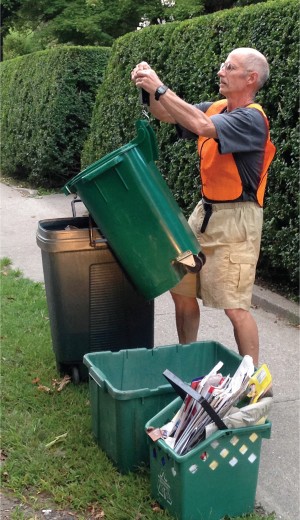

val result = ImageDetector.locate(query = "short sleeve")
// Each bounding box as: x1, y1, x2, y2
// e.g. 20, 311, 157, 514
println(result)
211, 108, 267, 154
176, 102, 213, 140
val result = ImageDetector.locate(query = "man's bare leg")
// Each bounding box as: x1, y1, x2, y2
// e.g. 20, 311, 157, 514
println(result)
225, 308, 259, 365
170, 292, 200, 344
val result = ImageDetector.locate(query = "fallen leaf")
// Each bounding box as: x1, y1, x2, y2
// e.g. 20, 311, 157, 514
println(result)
88, 504, 105, 518
95, 512, 105, 519
52, 375, 71, 392
2, 471, 9, 482
151, 501, 163, 512
32, 377, 40, 384
45, 432, 68, 448
37, 384, 51, 393
0, 449, 8, 461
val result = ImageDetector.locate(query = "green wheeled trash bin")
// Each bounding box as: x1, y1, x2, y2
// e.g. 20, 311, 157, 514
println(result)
64, 120, 205, 300
36, 216, 154, 383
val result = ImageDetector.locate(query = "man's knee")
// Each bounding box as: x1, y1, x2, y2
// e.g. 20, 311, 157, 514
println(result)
170, 291, 198, 310
225, 308, 249, 325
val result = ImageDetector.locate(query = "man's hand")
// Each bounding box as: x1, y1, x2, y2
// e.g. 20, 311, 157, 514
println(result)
130, 62, 216, 136
131, 61, 151, 83
131, 62, 163, 95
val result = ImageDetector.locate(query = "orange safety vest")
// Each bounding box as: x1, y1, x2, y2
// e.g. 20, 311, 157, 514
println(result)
197, 99, 276, 206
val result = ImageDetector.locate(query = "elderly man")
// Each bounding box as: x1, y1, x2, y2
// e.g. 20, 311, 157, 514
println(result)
131, 48, 275, 365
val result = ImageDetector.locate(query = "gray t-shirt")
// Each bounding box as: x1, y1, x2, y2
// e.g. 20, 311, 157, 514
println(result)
176, 102, 268, 202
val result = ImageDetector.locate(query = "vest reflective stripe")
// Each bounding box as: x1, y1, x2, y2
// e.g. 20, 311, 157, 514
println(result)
197, 100, 276, 206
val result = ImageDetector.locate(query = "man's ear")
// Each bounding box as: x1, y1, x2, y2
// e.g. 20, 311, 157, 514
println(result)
247, 71, 258, 86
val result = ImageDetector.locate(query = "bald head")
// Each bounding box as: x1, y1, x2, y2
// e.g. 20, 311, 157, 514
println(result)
228, 48, 270, 91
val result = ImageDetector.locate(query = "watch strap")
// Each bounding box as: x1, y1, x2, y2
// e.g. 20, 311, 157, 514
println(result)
155, 85, 169, 101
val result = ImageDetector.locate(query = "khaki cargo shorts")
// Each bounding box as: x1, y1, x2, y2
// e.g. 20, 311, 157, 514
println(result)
171, 200, 263, 310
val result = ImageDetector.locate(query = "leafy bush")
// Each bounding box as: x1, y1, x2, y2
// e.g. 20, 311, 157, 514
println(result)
82, 0, 299, 299
0, 46, 111, 188
3, 29, 42, 60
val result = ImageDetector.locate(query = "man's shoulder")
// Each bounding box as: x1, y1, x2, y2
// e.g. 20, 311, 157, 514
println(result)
242, 105, 268, 127
225, 105, 267, 125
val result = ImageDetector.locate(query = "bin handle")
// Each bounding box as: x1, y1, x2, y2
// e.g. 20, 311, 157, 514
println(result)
80, 155, 124, 183
71, 196, 83, 217
89, 367, 107, 392
89, 372, 102, 388
88, 215, 107, 248
135, 120, 159, 163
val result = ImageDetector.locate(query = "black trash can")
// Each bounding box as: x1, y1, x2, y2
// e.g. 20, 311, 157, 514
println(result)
36, 216, 154, 383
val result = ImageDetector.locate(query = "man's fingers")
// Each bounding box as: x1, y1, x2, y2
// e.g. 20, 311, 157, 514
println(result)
139, 61, 150, 69
131, 61, 151, 78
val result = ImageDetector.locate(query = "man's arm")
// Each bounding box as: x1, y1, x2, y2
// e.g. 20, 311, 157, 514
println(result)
131, 62, 217, 138
155, 88, 216, 137
147, 92, 176, 123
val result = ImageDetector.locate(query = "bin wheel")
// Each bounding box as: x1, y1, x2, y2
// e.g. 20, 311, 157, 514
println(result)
71, 366, 80, 385
185, 252, 206, 273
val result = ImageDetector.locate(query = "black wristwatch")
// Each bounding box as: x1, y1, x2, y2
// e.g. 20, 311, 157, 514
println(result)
154, 85, 169, 101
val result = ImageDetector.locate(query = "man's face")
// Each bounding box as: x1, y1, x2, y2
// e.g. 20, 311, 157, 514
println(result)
218, 52, 250, 96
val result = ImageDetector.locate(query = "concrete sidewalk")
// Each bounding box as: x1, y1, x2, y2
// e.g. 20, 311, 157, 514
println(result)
1, 182, 299, 520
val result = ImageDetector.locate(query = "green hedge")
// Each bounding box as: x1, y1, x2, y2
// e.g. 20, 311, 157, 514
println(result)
0, 46, 111, 188
82, 0, 299, 298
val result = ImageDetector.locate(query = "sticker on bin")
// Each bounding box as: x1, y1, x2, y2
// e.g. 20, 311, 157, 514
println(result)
146, 356, 273, 456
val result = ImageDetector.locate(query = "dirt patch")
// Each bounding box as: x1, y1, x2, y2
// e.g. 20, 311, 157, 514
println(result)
1, 491, 274, 519
0, 492, 78, 519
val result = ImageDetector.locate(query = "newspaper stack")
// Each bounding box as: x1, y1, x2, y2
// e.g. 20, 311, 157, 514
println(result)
162, 355, 255, 455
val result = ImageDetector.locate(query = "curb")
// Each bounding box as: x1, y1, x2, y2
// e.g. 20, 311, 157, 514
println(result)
252, 284, 299, 326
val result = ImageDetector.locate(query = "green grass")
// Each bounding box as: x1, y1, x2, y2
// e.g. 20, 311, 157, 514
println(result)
0, 259, 275, 520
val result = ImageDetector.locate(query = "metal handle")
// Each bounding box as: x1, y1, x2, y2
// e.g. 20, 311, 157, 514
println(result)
71, 197, 106, 248
71, 196, 82, 217
88, 215, 107, 248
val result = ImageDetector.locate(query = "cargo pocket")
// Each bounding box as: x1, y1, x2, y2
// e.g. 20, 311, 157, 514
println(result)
229, 253, 256, 293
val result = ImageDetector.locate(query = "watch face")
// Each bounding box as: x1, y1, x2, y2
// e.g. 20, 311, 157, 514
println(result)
155, 85, 168, 100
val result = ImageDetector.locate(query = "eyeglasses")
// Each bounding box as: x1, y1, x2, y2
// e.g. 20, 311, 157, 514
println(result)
219, 62, 238, 72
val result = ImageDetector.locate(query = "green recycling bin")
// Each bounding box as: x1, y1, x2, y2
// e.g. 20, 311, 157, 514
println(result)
64, 120, 205, 300
83, 341, 243, 473
146, 398, 271, 520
